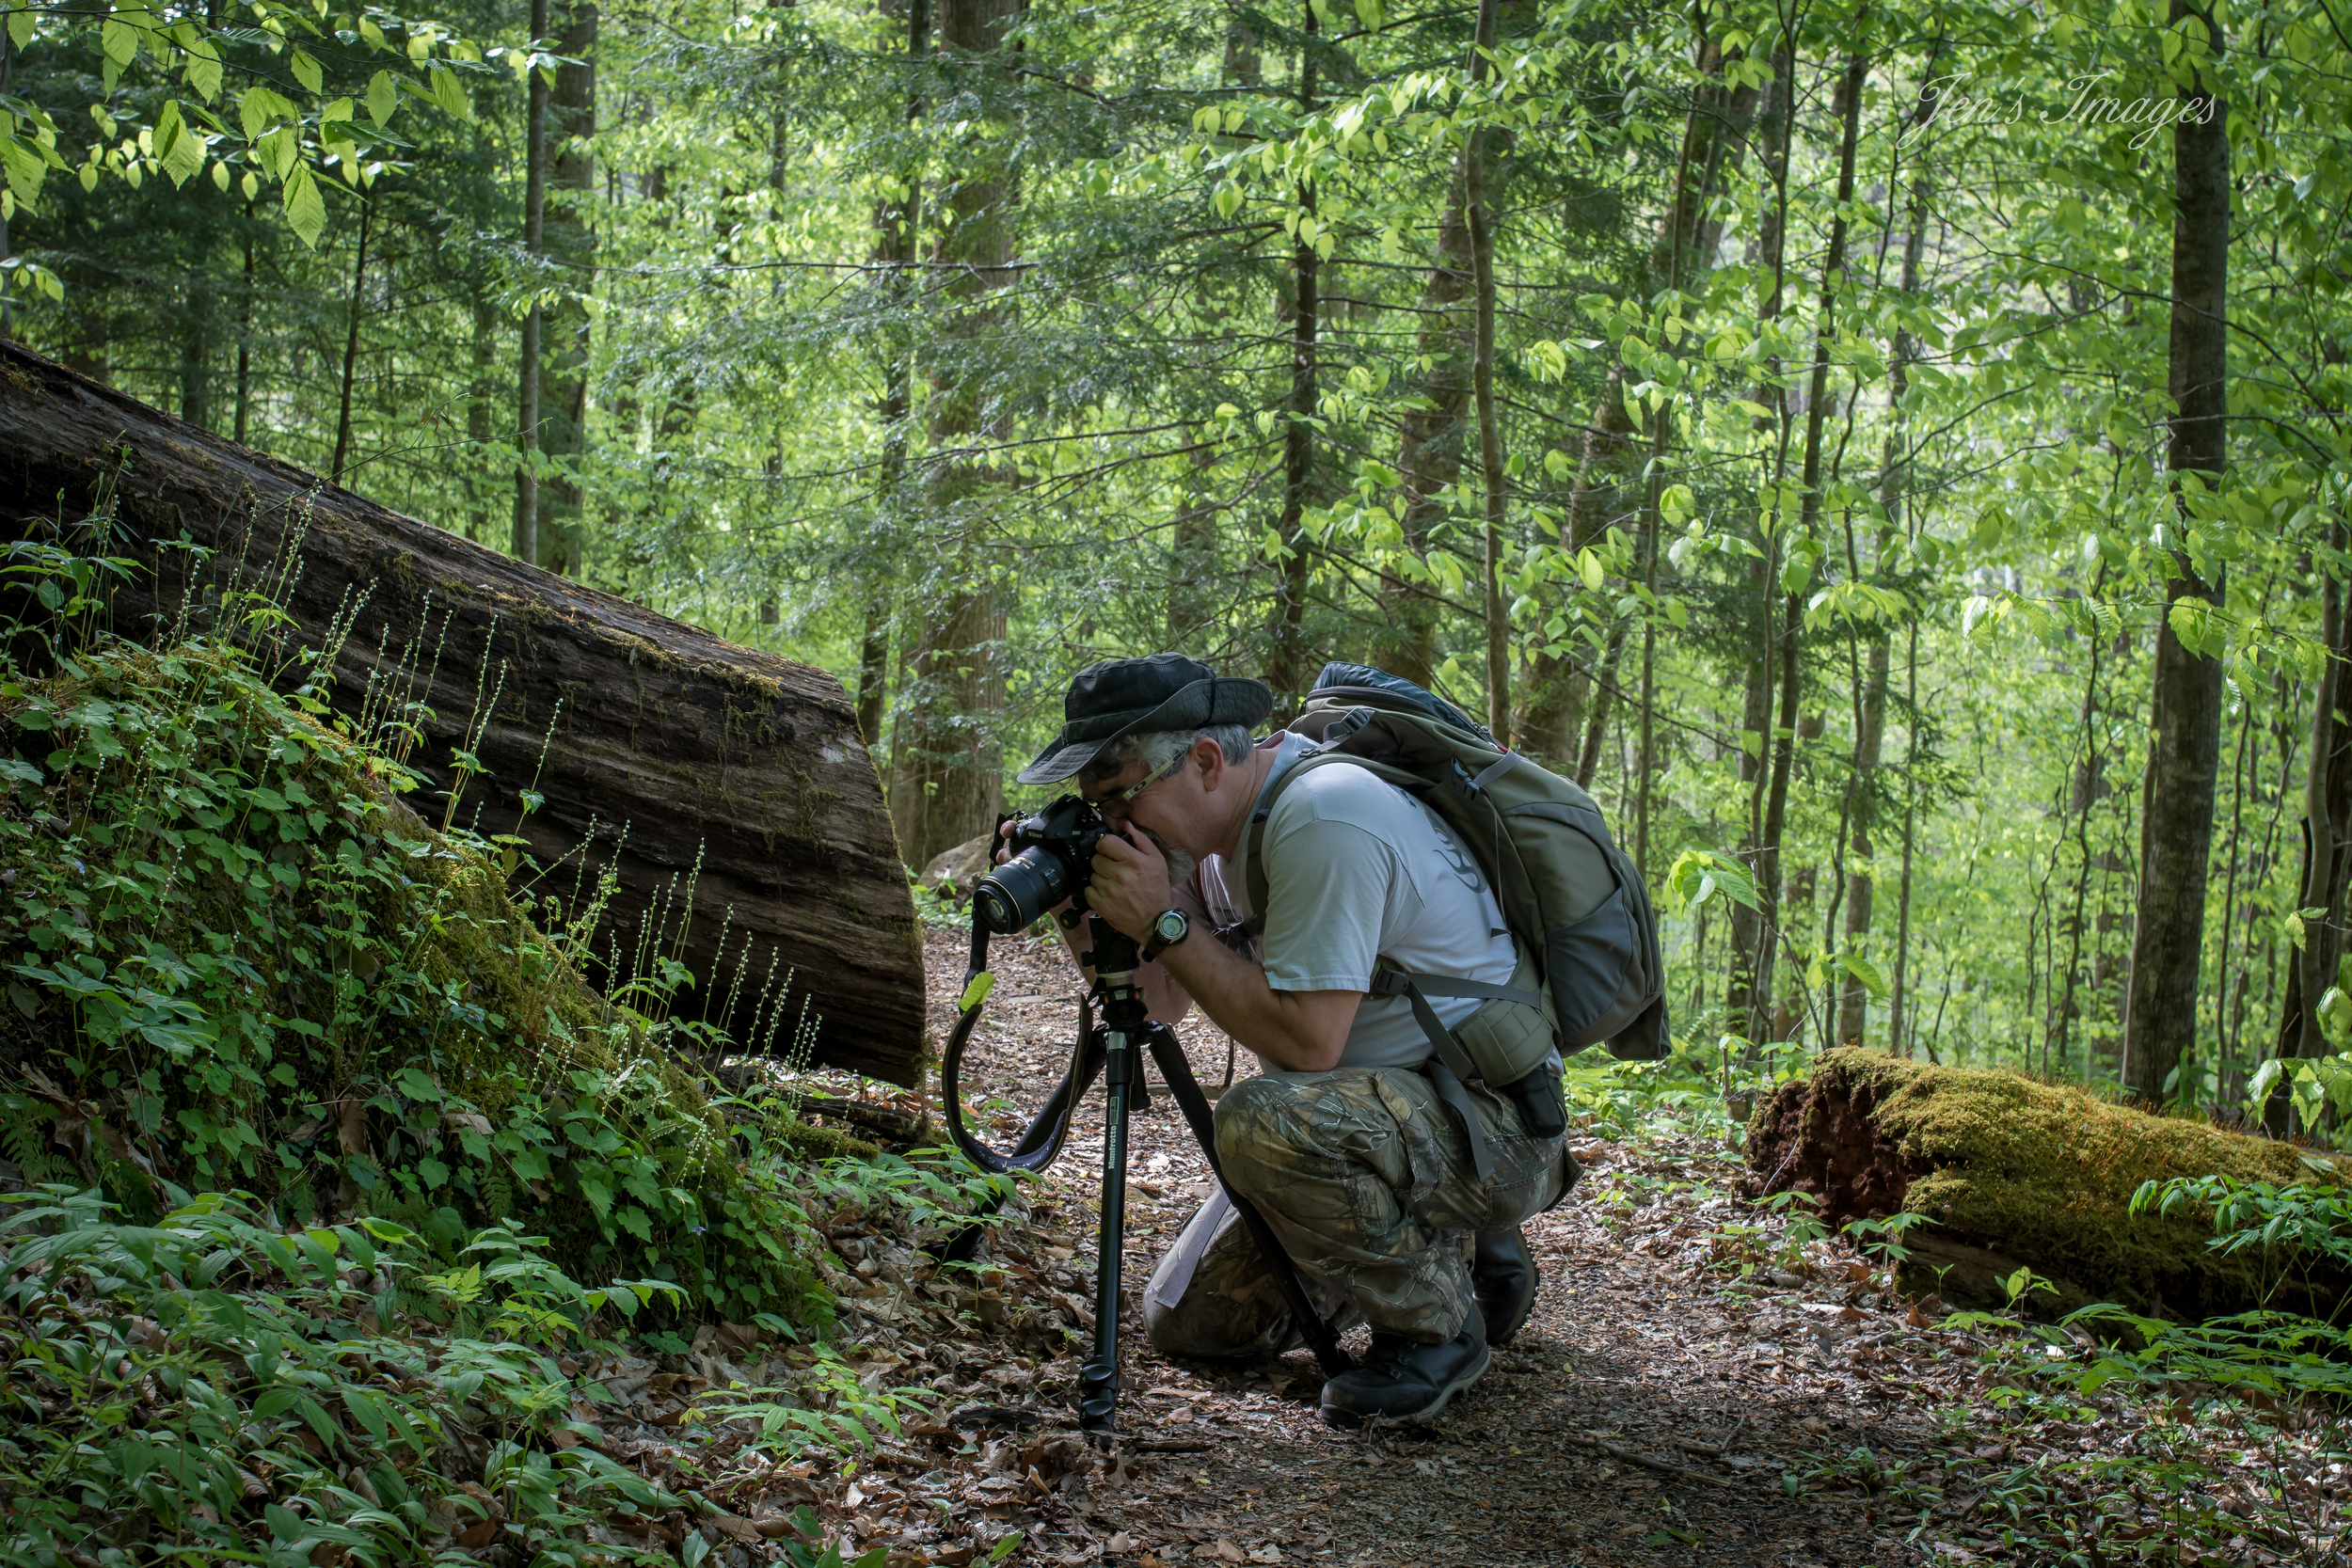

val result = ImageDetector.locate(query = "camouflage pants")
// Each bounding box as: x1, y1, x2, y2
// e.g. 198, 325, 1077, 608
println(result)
1141, 1067, 1575, 1356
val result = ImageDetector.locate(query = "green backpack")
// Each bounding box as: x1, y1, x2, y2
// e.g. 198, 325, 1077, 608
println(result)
1241, 663, 1668, 1172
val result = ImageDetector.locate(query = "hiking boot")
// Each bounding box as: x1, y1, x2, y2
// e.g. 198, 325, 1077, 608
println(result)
1471, 1226, 1539, 1347
1317, 1318, 1489, 1428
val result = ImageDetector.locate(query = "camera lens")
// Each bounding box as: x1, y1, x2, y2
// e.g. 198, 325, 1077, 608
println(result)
976, 847, 1073, 934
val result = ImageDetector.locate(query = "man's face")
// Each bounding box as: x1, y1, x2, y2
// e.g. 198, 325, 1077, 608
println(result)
1078, 742, 1214, 870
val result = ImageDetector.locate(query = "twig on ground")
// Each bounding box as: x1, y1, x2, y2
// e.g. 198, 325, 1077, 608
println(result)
1563, 1432, 1737, 1487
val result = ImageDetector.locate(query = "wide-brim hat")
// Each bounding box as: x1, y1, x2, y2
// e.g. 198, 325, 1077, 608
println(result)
1017, 654, 1274, 785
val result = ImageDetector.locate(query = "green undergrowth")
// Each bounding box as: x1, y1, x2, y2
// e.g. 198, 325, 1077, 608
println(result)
0, 632, 845, 1324
0, 1186, 938, 1568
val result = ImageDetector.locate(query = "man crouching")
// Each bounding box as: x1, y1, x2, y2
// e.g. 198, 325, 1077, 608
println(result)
1008, 654, 1575, 1427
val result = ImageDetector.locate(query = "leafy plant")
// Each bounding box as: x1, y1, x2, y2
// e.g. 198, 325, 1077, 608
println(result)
0, 630, 830, 1323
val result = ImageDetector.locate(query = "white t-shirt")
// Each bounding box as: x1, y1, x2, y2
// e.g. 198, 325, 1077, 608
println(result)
1203, 731, 1519, 1071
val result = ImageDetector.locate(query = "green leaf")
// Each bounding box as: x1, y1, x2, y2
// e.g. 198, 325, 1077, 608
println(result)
281, 162, 326, 248
291, 48, 324, 95
366, 70, 398, 127
241, 86, 298, 141
184, 39, 224, 103
430, 61, 471, 119
1839, 953, 1889, 1000
7, 10, 30, 51
155, 102, 204, 188
101, 17, 139, 67
341, 1386, 389, 1443
252, 1386, 303, 1420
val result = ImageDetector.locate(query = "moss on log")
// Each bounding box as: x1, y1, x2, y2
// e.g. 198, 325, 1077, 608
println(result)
1746, 1048, 2341, 1318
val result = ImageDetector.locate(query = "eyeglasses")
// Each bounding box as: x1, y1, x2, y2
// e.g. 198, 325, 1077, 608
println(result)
1091, 751, 1186, 808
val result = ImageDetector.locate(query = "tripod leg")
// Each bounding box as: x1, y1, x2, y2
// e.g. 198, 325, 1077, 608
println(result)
1143, 1028, 1353, 1377
1078, 1025, 1132, 1432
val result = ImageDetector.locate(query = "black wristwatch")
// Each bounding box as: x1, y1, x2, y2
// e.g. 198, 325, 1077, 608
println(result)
1140, 908, 1191, 962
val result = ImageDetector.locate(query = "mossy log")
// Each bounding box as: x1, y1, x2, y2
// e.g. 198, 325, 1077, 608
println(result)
0, 340, 923, 1085
1747, 1048, 2344, 1319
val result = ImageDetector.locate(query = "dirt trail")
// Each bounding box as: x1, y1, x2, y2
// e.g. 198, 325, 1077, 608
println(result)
918, 929, 1937, 1568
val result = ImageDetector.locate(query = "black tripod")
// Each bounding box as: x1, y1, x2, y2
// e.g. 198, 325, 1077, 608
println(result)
941, 907, 1351, 1433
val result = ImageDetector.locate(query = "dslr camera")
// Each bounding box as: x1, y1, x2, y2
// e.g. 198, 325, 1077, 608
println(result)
975, 795, 1112, 934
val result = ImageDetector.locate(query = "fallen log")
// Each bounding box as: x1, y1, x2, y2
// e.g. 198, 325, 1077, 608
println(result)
1746, 1048, 2343, 1319
0, 340, 925, 1085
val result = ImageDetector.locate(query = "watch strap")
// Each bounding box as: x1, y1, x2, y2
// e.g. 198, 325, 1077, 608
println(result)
1140, 909, 1189, 962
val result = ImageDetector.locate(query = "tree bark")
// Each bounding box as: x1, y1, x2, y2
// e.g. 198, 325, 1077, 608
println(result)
233, 223, 256, 446
887, 0, 1021, 868
1836, 629, 1887, 1043
1753, 48, 1864, 1046
1867, 80, 1934, 1053
0, 341, 925, 1086
1263, 3, 1318, 706
331, 195, 373, 484
514, 0, 552, 567
2122, 2, 2229, 1103
469, 293, 499, 544
1465, 0, 1508, 743
2275, 548, 2352, 1074
1729, 44, 1797, 1041
858, 0, 927, 757
1379, 191, 1470, 693
538, 0, 597, 578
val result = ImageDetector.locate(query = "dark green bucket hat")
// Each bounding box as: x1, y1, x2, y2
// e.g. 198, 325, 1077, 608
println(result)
1016, 654, 1274, 785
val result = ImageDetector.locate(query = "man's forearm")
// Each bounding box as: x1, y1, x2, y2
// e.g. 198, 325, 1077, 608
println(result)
1155, 934, 1354, 1073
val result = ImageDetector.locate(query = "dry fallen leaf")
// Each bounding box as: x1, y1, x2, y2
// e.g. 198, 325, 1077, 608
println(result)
1106, 1531, 1136, 1552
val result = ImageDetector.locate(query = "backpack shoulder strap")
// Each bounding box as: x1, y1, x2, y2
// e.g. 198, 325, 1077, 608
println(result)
1238, 749, 1415, 931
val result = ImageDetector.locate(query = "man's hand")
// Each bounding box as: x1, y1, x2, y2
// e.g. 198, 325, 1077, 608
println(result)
1086, 831, 1168, 942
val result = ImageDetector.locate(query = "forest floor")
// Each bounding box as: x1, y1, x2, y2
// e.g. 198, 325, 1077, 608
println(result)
682, 928, 2335, 1568
766, 930, 1961, 1568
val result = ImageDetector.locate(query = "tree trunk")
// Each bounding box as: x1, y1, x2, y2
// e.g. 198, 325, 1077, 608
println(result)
179, 282, 213, 433
1520, 42, 1758, 771
233, 223, 256, 446
1465, 0, 1508, 743
2122, 2, 2229, 1103
0, 340, 924, 1085
859, 0, 928, 758
2276, 548, 2352, 1074
887, 0, 1021, 868
469, 293, 498, 544
1263, 2, 1318, 705
1877, 83, 1933, 1054
1754, 48, 1864, 1047
1836, 630, 1887, 1043
537, 0, 597, 578
331, 195, 373, 483
514, 0, 552, 566
1380, 189, 1470, 693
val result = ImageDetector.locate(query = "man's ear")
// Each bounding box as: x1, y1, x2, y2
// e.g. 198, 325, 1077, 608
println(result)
1191, 733, 1227, 787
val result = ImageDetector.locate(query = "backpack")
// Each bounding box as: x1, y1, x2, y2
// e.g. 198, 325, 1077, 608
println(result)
1239, 662, 1669, 1172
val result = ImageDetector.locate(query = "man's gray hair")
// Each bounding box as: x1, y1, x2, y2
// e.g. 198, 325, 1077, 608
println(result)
1085, 724, 1251, 780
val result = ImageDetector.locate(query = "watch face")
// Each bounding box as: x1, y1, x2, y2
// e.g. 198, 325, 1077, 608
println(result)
1154, 911, 1186, 942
